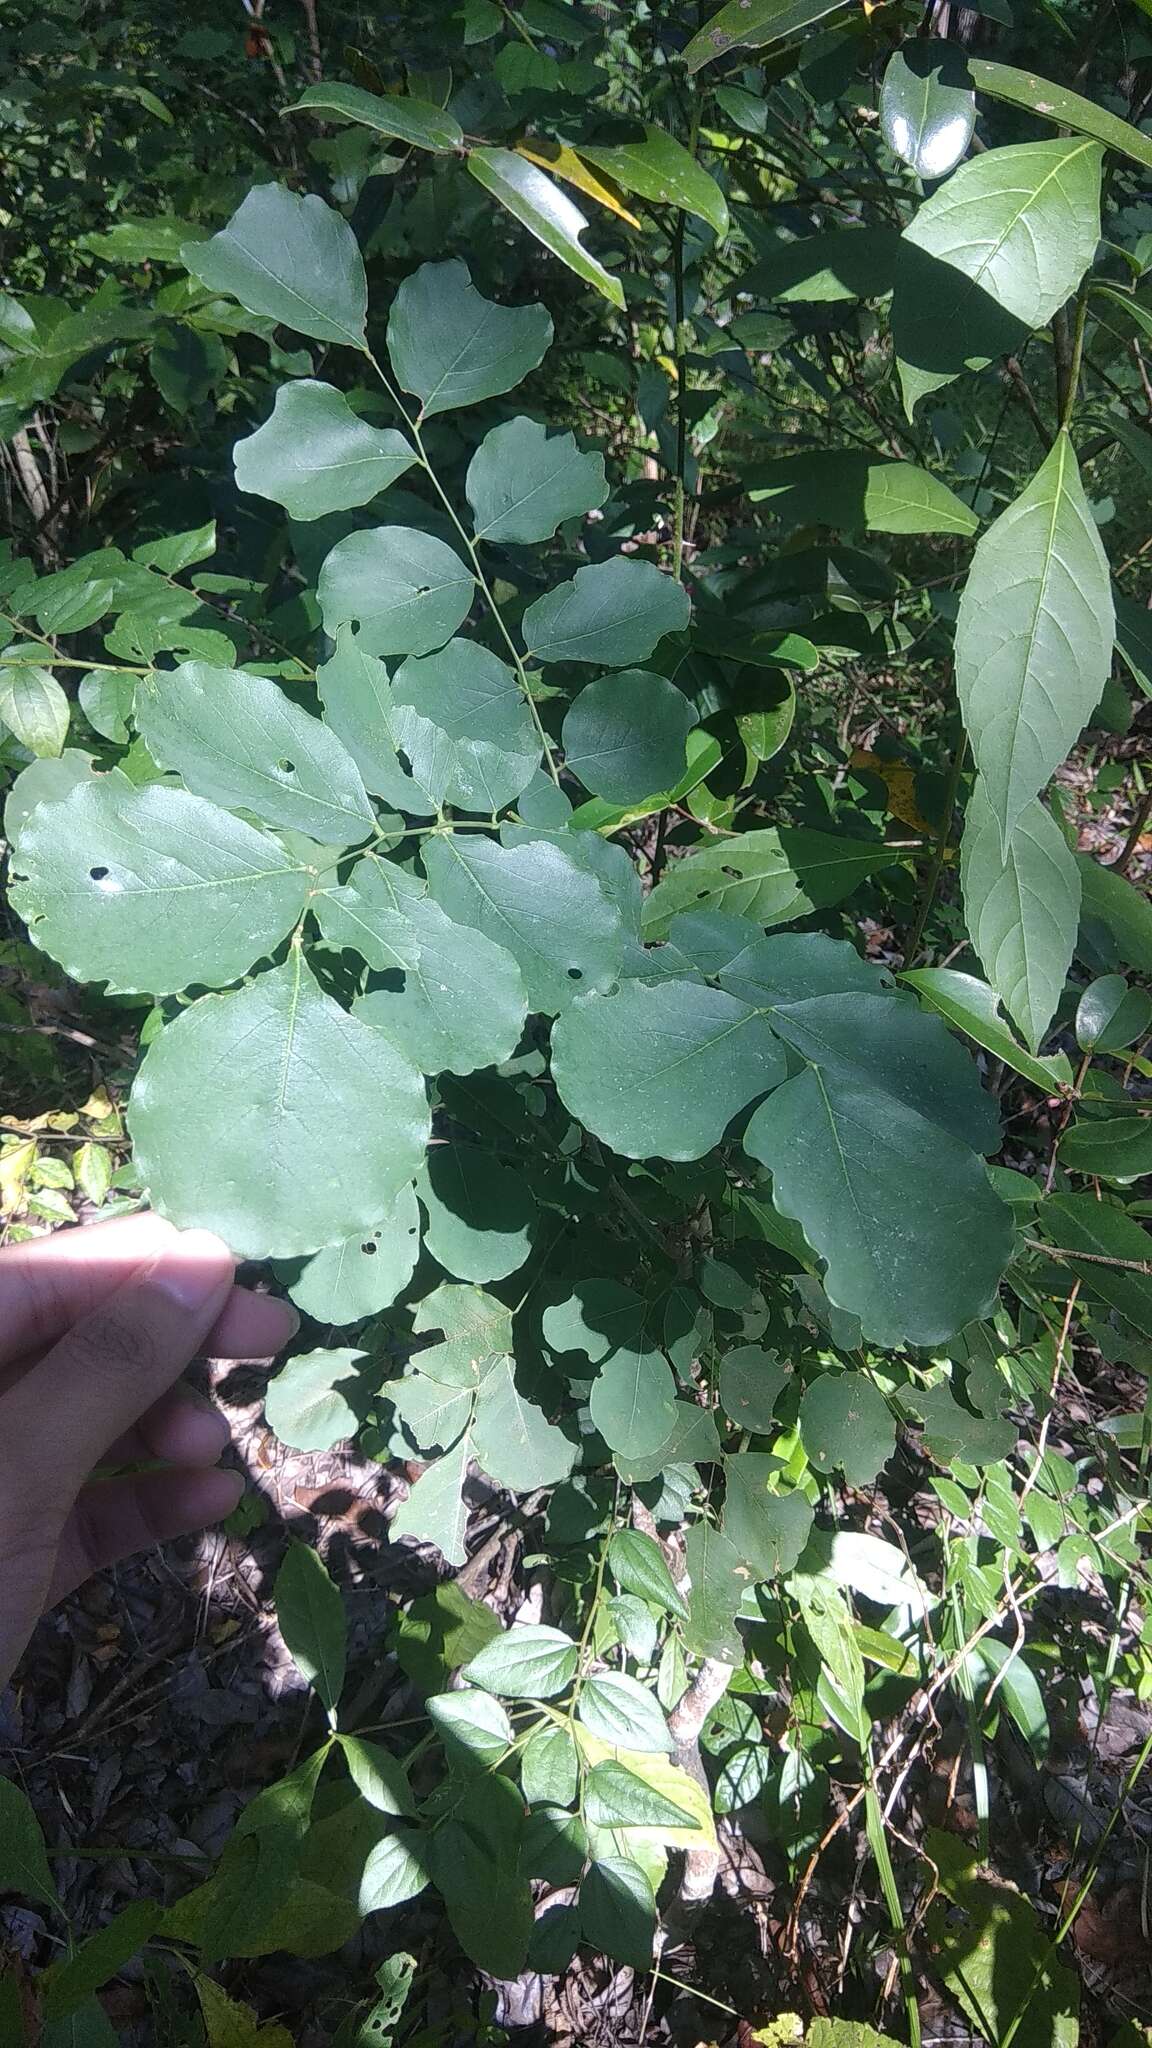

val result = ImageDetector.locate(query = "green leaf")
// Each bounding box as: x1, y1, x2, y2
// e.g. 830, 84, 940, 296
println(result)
683, 1521, 746, 1663
0, 1777, 61, 1910
3, 749, 101, 846
285, 81, 463, 152
411, 1283, 514, 1385
183, 184, 367, 349
315, 629, 435, 813
0, 655, 69, 756
466, 149, 625, 309
11, 780, 311, 997
422, 831, 626, 1015
78, 668, 134, 743
1115, 591, 1152, 701
275, 1539, 346, 1713
955, 435, 1114, 850
136, 662, 374, 847
960, 779, 1080, 1050
578, 1673, 672, 1752
896, 142, 1101, 411
1036, 1192, 1152, 1334
464, 1623, 579, 1699
551, 977, 785, 1160
562, 670, 697, 803
738, 226, 901, 303
608, 1529, 689, 1621
799, 1373, 896, 1487
359, 1830, 429, 1913
466, 415, 607, 543
41, 1904, 162, 2021
265, 1348, 363, 1451
614, 1399, 721, 1485
583, 1760, 699, 1830
337, 1736, 416, 1819
234, 381, 415, 520
1061, 1116, 1152, 1182
965, 1638, 1050, 1761
880, 42, 975, 180
523, 556, 690, 668
643, 825, 901, 934
386, 258, 552, 418
389, 640, 540, 812
1076, 974, 1151, 1052
150, 325, 227, 412
580, 126, 728, 237
967, 58, 1152, 173
286, 1184, 422, 1324
521, 1722, 579, 1807
925, 1830, 1079, 2048
578, 1857, 657, 1970
417, 1142, 535, 1282
1077, 853, 1152, 972
389, 1371, 474, 1456
394, 1581, 502, 1695
391, 1433, 472, 1566
902, 967, 1073, 1091
747, 451, 978, 537
718, 1346, 791, 1433
684, 0, 845, 72
428, 1687, 514, 1766
318, 526, 474, 662
428, 1775, 532, 1980
543, 1277, 677, 1458
472, 1356, 578, 1489
722, 1455, 814, 1578
336, 868, 527, 1076
128, 958, 430, 1257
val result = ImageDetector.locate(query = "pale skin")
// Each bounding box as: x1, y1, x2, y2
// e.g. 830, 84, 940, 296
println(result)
0, 1212, 298, 1690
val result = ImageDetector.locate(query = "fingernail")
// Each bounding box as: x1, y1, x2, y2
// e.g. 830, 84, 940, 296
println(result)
142, 1229, 235, 1314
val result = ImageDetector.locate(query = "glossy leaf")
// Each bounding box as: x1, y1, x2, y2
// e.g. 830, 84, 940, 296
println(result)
136, 662, 374, 847
1075, 974, 1151, 1052
579, 126, 729, 238
1077, 853, 1152, 972
466, 415, 607, 543
902, 968, 1073, 1092
286, 1184, 422, 1324
521, 1723, 579, 1807
466, 149, 625, 309
0, 654, 69, 756
562, 669, 697, 803
129, 958, 430, 1257
608, 1529, 689, 1620
880, 42, 975, 180
643, 825, 901, 934
317, 526, 474, 660
422, 831, 626, 1015
183, 184, 367, 349
747, 450, 978, 536
1061, 1115, 1152, 1181
684, 0, 845, 72
967, 58, 1152, 173
387, 258, 552, 417
10, 779, 311, 996
233, 381, 415, 520
465, 1624, 578, 1699
285, 81, 463, 152
955, 435, 1114, 848
960, 779, 1081, 1050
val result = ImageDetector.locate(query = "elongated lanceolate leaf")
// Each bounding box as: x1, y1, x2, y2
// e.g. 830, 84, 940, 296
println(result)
967, 59, 1152, 173
285, 82, 464, 153
466, 150, 625, 309
579, 126, 728, 238
902, 140, 1102, 331
960, 778, 1080, 1050
955, 434, 1114, 849
684, 0, 845, 72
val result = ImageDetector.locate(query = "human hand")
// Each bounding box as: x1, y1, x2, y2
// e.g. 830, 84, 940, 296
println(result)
0, 1212, 297, 1689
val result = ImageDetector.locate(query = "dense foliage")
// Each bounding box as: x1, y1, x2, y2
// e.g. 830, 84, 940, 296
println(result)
1, 0, 1151, 2041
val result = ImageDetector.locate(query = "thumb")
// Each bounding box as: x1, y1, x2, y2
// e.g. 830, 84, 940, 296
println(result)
6, 1229, 236, 1499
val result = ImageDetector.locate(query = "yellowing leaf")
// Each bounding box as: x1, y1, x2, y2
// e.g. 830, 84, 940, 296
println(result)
0, 1141, 36, 1216
191, 1968, 294, 2048
570, 1725, 717, 1852
515, 142, 642, 229
849, 749, 936, 837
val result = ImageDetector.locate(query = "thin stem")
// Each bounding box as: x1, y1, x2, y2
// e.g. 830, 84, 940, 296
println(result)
1112, 781, 1152, 874
671, 212, 688, 583
901, 728, 967, 967
1059, 293, 1090, 434
363, 350, 561, 785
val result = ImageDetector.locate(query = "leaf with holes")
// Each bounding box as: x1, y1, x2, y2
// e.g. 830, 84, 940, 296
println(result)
422, 831, 626, 1015
317, 526, 474, 661
285, 1183, 422, 1324
466, 416, 607, 544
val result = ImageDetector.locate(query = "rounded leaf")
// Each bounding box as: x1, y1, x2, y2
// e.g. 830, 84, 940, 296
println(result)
234, 380, 416, 520
562, 670, 697, 804
318, 526, 474, 659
